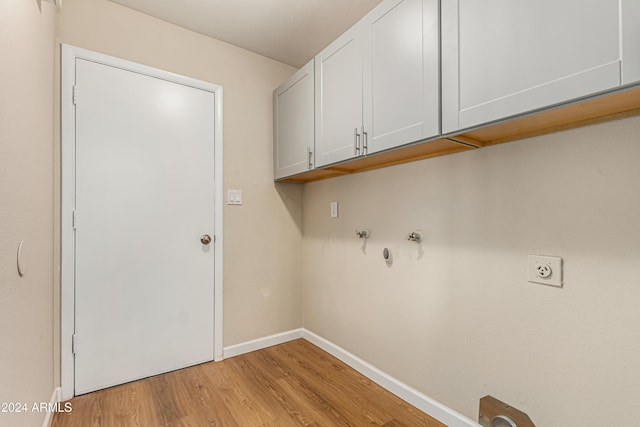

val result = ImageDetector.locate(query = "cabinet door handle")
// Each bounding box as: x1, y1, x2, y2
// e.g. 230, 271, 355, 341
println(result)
361, 126, 368, 155
354, 127, 361, 155
307, 147, 313, 169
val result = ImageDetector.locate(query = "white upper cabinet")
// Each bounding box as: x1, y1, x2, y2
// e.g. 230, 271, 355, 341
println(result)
315, 26, 365, 167
273, 60, 315, 180
364, 0, 439, 154
622, 0, 640, 85
442, 0, 640, 134
315, 0, 440, 167
276, 0, 640, 181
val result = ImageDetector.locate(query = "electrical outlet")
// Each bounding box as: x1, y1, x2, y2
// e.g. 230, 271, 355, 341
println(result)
330, 201, 339, 218
527, 255, 562, 287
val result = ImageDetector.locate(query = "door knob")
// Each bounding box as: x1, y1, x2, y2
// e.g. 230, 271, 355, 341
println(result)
200, 234, 212, 245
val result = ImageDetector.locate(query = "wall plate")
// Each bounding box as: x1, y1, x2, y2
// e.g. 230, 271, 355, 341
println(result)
527, 255, 562, 287
227, 189, 242, 205
330, 201, 338, 218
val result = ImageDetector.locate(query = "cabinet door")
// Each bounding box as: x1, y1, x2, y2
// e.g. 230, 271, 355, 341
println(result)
622, 0, 640, 85
442, 0, 622, 134
363, 0, 439, 154
273, 60, 314, 180
315, 27, 364, 167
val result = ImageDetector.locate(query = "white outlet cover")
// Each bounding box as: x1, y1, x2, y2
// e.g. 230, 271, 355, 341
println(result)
527, 255, 562, 287
330, 201, 338, 218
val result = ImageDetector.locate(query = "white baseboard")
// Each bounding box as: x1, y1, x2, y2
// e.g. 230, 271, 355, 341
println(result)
223, 328, 304, 359
301, 329, 479, 427
41, 387, 61, 427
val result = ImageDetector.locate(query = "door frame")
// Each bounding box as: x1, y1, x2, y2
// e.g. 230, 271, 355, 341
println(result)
60, 44, 224, 400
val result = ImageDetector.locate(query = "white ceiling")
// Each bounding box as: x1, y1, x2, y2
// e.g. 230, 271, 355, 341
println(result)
108, 0, 384, 68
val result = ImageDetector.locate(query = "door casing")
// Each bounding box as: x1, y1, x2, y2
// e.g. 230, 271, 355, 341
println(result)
60, 44, 224, 400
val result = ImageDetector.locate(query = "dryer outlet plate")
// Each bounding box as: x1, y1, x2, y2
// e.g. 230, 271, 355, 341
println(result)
527, 255, 562, 287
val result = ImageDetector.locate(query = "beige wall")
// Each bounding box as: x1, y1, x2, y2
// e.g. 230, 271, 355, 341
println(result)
0, 0, 56, 425
54, 0, 302, 362
303, 116, 640, 426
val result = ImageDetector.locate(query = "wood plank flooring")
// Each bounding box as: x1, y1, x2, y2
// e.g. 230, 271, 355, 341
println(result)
53, 339, 445, 427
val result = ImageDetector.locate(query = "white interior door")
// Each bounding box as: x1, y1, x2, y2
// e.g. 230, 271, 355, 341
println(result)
74, 58, 216, 395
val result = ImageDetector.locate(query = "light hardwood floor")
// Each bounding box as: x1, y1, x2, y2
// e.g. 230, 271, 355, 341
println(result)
53, 339, 445, 426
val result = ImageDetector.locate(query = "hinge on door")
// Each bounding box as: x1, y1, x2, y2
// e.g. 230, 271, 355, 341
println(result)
72, 210, 77, 230
72, 85, 78, 105
72, 334, 77, 355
